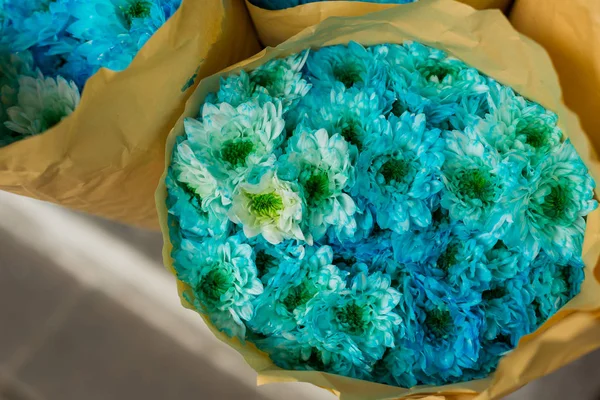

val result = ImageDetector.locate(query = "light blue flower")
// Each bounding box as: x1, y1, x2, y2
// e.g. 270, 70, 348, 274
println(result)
481, 273, 536, 345
3, 0, 71, 52
278, 126, 357, 240
250, 237, 306, 284
185, 100, 286, 190
502, 140, 597, 259
295, 83, 391, 152
297, 269, 402, 366
408, 293, 485, 385
306, 41, 388, 92
250, 51, 311, 111
384, 42, 489, 124
167, 138, 231, 241
477, 82, 563, 159
356, 112, 445, 233
528, 252, 585, 326
172, 235, 263, 339
250, 245, 346, 336
441, 127, 512, 235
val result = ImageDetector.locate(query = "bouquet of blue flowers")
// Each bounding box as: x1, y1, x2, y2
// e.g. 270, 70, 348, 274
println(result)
158, 1, 600, 398
0, 0, 182, 147
0, 0, 261, 229
245, 0, 514, 46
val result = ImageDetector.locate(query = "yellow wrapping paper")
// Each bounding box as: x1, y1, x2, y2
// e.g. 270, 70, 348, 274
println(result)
510, 0, 600, 157
0, 0, 260, 230
156, 0, 600, 398
245, 0, 514, 47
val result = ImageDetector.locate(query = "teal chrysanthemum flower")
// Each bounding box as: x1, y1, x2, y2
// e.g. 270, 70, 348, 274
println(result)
478, 83, 563, 159
172, 235, 263, 339
184, 99, 286, 189
295, 83, 390, 152
229, 169, 308, 244
306, 41, 387, 92
4, 71, 80, 136
279, 126, 357, 240
0, 51, 36, 145
167, 138, 230, 240
503, 140, 597, 259
250, 245, 347, 336
296, 269, 402, 373
441, 128, 511, 235
251, 51, 311, 111
357, 112, 445, 233
528, 252, 585, 326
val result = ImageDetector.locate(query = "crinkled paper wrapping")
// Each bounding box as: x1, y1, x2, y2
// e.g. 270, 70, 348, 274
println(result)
156, 0, 600, 398
0, 0, 260, 230
510, 0, 600, 161
245, 0, 514, 47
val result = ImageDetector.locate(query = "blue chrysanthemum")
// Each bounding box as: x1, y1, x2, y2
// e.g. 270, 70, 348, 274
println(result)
528, 252, 585, 326
357, 112, 445, 233
278, 126, 357, 240
477, 82, 563, 159
184, 100, 286, 190
306, 41, 388, 93
441, 127, 513, 235
296, 268, 402, 373
503, 140, 597, 259
250, 245, 346, 336
172, 235, 263, 339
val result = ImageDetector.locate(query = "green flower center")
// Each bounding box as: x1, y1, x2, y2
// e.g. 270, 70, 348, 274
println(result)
426, 308, 452, 338
333, 63, 363, 88
418, 63, 457, 82
121, 0, 152, 26
483, 287, 506, 301
391, 99, 406, 117
282, 282, 317, 312
340, 119, 363, 150
304, 171, 331, 203
42, 109, 66, 130
437, 244, 458, 272
518, 118, 551, 149
255, 251, 277, 277
337, 302, 367, 333
248, 192, 284, 218
457, 168, 496, 203
200, 268, 233, 302
221, 140, 254, 167
541, 184, 569, 219
380, 158, 410, 184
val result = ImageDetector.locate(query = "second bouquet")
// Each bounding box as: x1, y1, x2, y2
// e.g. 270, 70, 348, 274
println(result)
158, 0, 600, 398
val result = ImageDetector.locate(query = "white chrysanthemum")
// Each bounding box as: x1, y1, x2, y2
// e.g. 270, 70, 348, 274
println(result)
280, 127, 357, 240
5, 72, 80, 136
184, 99, 285, 189
229, 170, 308, 245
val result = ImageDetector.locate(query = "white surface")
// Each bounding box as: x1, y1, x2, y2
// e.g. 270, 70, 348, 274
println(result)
0, 191, 335, 400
